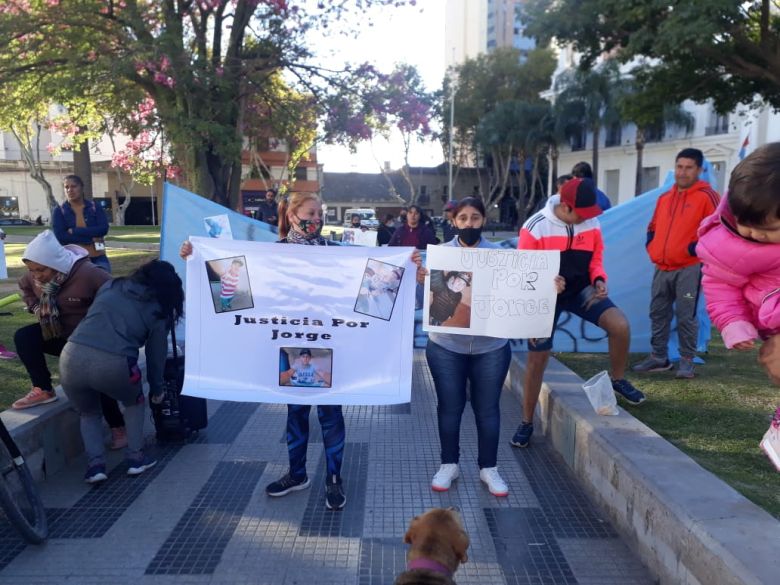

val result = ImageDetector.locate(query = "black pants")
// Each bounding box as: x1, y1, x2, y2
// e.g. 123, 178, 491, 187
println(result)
14, 324, 125, 428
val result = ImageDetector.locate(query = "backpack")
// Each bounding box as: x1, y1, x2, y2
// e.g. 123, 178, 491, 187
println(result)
150, 325, 207, 442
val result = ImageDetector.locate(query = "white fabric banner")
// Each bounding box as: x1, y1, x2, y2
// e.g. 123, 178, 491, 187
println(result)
422, 246, 560, 339
183, 237, 416, 405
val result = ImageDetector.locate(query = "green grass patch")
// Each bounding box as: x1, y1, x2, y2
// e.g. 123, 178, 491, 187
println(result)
1, 225, 160, 243
556, 331, 780, 518
0, 247, 158, 411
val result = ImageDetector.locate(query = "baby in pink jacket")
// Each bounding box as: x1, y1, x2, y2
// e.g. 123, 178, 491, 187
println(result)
697, 144, 780, 351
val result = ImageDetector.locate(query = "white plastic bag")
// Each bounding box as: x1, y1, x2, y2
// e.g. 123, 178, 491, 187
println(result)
582, 371, 619, 416
760, 421, 780, 472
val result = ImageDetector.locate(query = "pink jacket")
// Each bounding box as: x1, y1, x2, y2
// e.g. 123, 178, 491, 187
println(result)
697, 197, 780, 348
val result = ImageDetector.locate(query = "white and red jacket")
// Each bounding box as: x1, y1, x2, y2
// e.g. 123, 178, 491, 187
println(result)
519, 195, 607, 299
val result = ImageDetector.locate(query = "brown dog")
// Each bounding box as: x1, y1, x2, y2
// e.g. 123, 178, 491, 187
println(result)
395, 507, 470, 585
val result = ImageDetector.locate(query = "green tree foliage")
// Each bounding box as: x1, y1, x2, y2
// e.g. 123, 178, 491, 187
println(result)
553, 60, 623, 185
0, 0, 420, 209
526, 0, 780, 111
440, 47, 556, 220
617, 71, 694, 195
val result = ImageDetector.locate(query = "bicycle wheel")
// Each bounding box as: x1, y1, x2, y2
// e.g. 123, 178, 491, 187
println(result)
0, 421, 48, 544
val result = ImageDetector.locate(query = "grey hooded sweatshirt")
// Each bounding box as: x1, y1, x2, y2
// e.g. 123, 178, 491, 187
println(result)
68, 278, 168, 396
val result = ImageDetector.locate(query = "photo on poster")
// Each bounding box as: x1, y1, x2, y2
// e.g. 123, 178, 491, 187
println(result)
203, 214, 233, 239
279, 347, 333, 388
342, 229, 356, 244
205, 255, 253, 314
428, 269, 473, 328
354, 258, 405, 321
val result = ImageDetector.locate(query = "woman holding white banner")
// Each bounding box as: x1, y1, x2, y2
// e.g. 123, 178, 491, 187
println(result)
180, 192, 423, 511
425, 198, 564, 497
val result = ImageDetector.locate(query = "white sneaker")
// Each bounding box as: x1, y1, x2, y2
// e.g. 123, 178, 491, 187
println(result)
479, 467, 508, 497
431, 464, 459, 492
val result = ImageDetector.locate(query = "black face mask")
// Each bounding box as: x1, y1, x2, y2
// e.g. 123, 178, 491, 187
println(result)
458, 226, 482, 246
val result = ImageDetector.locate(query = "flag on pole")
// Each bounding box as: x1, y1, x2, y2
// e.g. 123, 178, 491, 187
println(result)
738, 134, 750, 160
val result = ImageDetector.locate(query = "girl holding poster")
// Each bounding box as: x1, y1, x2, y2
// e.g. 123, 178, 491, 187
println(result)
263, 192, 348, 511
425, 198, 512, 497
180, 192, 424, 511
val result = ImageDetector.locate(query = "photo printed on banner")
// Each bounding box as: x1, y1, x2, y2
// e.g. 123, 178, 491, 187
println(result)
428, 269, 472, 328
203, 214, 233, 239
206, 255, 253, 314
354, 258, 405, 321
279, 347, 333, 388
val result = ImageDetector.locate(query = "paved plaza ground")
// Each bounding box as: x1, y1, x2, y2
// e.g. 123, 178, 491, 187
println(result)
0, 351, 653, 585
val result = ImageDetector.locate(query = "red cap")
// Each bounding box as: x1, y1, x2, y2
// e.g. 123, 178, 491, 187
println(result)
559, 177, 602, 220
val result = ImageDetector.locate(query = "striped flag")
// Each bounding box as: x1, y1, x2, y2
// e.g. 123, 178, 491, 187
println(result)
738, 134, 750, 160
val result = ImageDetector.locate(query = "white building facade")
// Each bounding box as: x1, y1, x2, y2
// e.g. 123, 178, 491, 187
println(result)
551, 47, 780, 204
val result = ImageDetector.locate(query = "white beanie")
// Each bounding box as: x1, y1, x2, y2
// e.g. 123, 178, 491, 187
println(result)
22, 230, 87, 274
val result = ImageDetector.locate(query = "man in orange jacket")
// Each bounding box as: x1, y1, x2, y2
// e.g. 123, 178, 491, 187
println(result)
633, 148, 719, 378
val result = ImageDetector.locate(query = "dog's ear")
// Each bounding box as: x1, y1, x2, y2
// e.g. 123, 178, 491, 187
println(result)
404, 516, 419, 544
453, 530, 470, 564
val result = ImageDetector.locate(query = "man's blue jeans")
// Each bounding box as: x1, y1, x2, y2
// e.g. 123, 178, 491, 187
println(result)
425, 340, 511, 469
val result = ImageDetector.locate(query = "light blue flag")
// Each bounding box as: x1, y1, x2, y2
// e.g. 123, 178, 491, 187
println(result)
160, 183, 278, 278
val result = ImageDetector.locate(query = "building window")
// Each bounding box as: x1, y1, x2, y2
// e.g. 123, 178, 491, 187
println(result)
605, 123, 622, 147
706, 112, 729, 136
0, 196, 19, 218
294, 166, 308, 181
644, 123, 665, 143
640, 166, 660, 194
570, 126, 586, 151
604, 170, 619, 204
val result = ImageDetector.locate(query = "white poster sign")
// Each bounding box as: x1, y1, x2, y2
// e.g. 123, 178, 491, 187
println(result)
423, 246, 560, 339
203, 214, 233, 239
341, 228, 377, 247
183, 237, 416, 405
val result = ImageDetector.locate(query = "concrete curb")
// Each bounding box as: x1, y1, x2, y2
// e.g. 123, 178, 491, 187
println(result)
508, 353, 780, 585
0, 387, 82, 482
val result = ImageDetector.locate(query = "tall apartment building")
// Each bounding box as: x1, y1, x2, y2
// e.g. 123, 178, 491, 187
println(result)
445, 0, 534, 68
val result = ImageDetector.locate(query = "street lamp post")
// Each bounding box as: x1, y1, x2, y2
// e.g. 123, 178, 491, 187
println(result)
447, 83, 455, 203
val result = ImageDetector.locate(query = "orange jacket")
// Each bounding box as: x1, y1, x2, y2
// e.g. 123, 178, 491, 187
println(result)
646, 180, 719, 271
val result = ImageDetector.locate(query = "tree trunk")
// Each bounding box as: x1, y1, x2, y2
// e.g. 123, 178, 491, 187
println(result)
73, 134, 93, 198
591, 123, 600, 186
635, 128, 645, 196
11, 124, 57, 211
550, 146, 559, 196
110, 167, 133, 225
527, 152, 542, 216
514, 149, 528, 227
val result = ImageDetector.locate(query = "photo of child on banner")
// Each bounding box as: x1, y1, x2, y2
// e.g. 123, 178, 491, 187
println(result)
423, 246, 560, 339
206, 255, 253, 313
354, 259, 404, 321
428, 270, 472, 327
280, 347, 332, 388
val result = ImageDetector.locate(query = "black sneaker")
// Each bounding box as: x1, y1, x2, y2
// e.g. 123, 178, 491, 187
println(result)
510, 422, 534, 448
266, 473, 310, 497
325, 474, 346, 511
612, 378, 646, 405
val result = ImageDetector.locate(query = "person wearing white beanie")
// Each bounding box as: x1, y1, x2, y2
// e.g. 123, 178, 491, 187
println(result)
11, 230, 112, 412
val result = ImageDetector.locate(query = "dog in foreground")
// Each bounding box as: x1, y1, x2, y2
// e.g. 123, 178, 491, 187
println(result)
395, 507, 470, 585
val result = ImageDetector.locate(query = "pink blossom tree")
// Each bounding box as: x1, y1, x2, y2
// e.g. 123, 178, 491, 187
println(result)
0, 0, 421, 209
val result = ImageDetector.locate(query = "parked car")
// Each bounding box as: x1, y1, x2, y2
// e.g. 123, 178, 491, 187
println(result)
0, 218, 33, 226
343, 208, 379, 229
